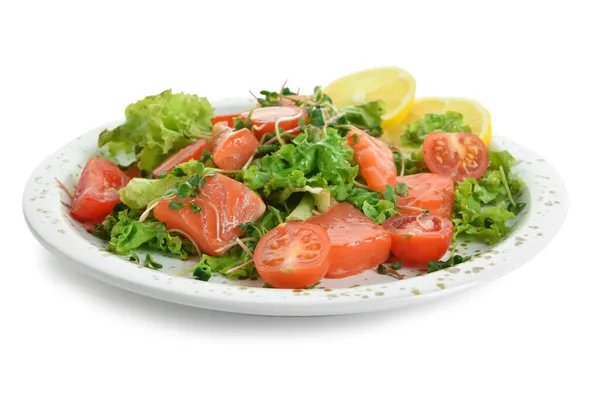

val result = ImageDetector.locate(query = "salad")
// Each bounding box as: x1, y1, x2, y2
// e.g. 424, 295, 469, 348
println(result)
64, 67, 526, 289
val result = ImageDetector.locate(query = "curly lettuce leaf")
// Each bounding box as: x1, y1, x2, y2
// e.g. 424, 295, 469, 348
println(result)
98, 90, 214, 171
452, 150, 526, 244
244, 127, 358, 197
393, 149, 428, 175
97, 209, 195, 258
332, 186, 398, 224
338, 100, 386, 137
193, 249, 256, 280
243, 127, 396, 222
400, 111, 472, 148
119, 175, 180, 209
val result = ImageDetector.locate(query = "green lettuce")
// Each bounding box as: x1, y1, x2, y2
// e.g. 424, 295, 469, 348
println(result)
338, 100, 386, 137
98, 90, 214, 172
453, 150, 526, 244
118, 159, 206, 209
244, 127, 358, 197
96, 208, 196, 258
119, 175, 180, 209
193, 250, 256, 280
243, 127, 397, 222
400, 111, 472, 148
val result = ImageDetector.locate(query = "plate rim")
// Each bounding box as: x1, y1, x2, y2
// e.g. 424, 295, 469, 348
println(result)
22, 98, 569, 316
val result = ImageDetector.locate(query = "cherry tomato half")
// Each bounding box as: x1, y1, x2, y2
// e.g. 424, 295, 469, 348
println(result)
423, 132, 488, 181
382, 215, 453, 266
254, 222, 331, 289
71, 158, 131, 223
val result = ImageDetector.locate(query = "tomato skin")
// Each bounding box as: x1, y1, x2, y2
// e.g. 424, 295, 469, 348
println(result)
152, 139, 212, 178
242, 106, 308, 139
211, 113, 240, 128
71, 158, 131, 223
254, 222, 331, 289
211, 123, 260, 170
382, 215, 453, 266
396, 173, 455, 219
423, 132, 489, 181
309, 202, 391, 278
153, 173, 266, 255
347, 129, 397, 192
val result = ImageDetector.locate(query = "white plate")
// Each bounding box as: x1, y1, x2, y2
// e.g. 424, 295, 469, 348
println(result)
23, 98, 568, 316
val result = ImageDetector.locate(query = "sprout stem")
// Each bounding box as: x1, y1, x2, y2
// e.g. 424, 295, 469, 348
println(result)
274, 112, 304, 145
226, 259, 254, 274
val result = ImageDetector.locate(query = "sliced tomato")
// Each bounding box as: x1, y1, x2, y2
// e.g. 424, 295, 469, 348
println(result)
423, 132, 488, 181
211, 123, 260, 170
71, 158, 131, 223
241, 106, 308, 139
396, 173, 455, 219
211, 113, 240, 128
153, 173, 266, 255
254, 222, 331, 289
152, 139, 211, 178
309, 202, 391, 278
382, 215, 453, 266
347, 129, 397, 192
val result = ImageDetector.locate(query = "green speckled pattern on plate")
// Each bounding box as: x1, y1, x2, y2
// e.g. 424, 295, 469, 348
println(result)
22, 98, 569, 316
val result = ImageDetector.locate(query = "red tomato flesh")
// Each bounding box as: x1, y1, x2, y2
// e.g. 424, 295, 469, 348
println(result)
152, 139, 211, 178
347, 129, 397, 192
71, 158, 131, 223
242, 106, 308, 139
309, 202, 392, 278
254, 222, 331, 289
396, 173, 455, 219
382, 215, 453, 266
211, 113, 241, 128
423, 132, 488, 181
211, 123, 259, 170
153, 173, 266, 256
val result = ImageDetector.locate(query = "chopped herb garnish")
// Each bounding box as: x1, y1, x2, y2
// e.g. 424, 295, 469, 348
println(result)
144, 253, 163, 270
198, 150, 212, 163
189, 203, 202, 213
391, 261, 403, 270
168, 200, 185, 210
193, 265, 212, 281
128, 251, 140, 264
383, 184, 396, 203
428, 255, 471, 273
395, 182, 409, 197
170, 167, 186, 177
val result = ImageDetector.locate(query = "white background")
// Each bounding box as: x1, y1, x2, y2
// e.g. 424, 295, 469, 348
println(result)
2, 1, 598, 399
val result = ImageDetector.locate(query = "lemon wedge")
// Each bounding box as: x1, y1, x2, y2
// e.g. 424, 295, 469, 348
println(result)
324, 67, 416, 124
383, 97, 492, 146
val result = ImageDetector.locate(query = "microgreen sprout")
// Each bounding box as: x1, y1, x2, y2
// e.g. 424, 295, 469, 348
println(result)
376, 261, 404, 279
